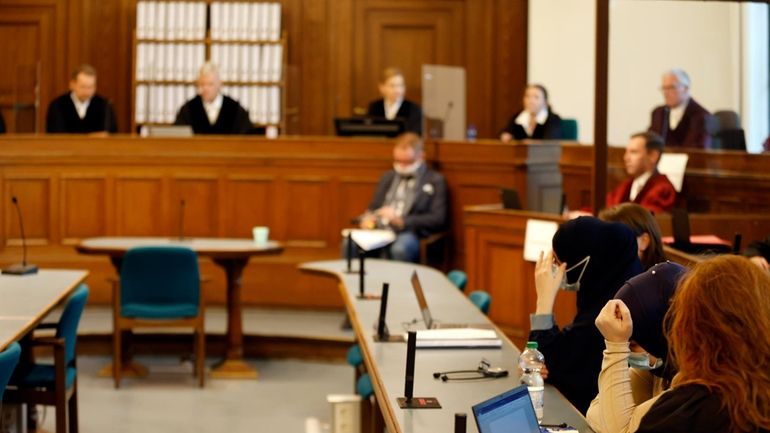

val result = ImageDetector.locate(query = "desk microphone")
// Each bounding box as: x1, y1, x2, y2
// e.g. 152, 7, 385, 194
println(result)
358, 251, 365, 297
397, 331, 440, 409
455, 413, 467, 433
732, 232, 742, 254
178, 199, 186, 241
3, 196, 39, 275
376, 283, 390, 340
346, 231, 354, 273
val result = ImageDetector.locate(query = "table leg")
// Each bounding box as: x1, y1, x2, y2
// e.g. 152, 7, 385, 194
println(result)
210, 257, 258, 379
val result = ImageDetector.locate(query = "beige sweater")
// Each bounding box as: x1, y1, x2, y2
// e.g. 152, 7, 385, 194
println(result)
586, 341, 667, 433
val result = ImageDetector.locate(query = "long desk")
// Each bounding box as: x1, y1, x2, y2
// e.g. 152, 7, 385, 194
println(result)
301, 259, 593, 433
0, 270, 89, 351
1, 135, 768, 311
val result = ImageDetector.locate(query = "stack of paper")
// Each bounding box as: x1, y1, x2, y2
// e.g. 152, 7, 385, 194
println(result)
341, 229, 396, 252
408, 328, 502, 349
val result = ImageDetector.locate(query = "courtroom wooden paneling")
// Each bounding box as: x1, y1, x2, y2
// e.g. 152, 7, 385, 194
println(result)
4, 0, 527, 137
60, 176, 107, 243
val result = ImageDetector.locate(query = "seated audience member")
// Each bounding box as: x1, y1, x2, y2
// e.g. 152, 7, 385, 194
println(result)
648, 69, 711, 149
743, 236, 770, 272
599, 203, 666, 270
530, 217, 643, 414
636, 255, 770, 433
366, 68, 422, 135
350, 132, 447, 262
0, 111, 5, 133
46, 64, 118, 134
606, 132, 677, 214
587, 262, 687, 433
500, 84, 562, 142
175, 62, 253, 134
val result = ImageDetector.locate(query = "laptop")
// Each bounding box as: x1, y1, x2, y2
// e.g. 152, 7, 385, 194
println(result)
334, 117, 405, 138
410, 271, 491, 330
500, 188, 522, 210
473, 385, 577, 433
669, 209, 731, 255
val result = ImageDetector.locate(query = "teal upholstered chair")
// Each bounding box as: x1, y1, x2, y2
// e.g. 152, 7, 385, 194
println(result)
561, 118, 579, 141
469, 290, 492, 315
113, 246, 205, 388
356, 373, 374, 399
447, 270, 468, 291
5, 284, 89, 433
0, 342, 21, 402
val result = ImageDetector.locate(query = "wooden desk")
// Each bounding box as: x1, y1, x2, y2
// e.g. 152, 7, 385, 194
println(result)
0, 270, 89, 351
301, 259, 593, 433
75, 237, 283, 378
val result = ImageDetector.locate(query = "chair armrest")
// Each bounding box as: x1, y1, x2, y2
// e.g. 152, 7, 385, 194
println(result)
27, 336, 65, 348
420, 231, 449, 265
34, 323, 58, 330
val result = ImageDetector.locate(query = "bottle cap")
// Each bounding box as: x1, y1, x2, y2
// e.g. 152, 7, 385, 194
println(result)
526, 341, 538, 349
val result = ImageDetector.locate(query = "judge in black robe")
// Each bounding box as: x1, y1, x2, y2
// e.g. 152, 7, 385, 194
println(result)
174, 62, 253, 135
365, 68, 422, 135
46, 64, 117, 134
366, 99, 422, 135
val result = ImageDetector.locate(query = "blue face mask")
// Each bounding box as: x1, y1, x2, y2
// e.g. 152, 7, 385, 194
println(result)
551, 256, 591, 292
628, 352, 663, 370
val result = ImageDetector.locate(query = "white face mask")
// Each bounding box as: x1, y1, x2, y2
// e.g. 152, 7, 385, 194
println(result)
551, 256, 591, 292
628, 352, 663, 370
394, 161, 421, 177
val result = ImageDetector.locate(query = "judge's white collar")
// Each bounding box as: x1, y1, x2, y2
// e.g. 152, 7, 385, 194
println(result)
203, 93, 224, 124
515, 107, 549, 128
70, 92, 92, 120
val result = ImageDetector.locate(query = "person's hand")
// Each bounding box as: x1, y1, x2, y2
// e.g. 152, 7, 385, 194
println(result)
389, 216, 404, 230
535, 250, 565, 314
375, 206, 397, 223
359, 213, 377, 229
500, 132, 513, 143
595, 300, 633, 343
749, 256, 770, 272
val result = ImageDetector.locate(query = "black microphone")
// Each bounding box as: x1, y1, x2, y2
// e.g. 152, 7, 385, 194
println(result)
358, 251, 365, 297
443, 101, 454, 124
3, 196, 38, 275
346, 231, 354, 273
732, 232, 742, 254
376, 283, 390, 340
455, 413, 467, 433
404, 331, 416, 401
178, 199, 186, 241
103, 99, 114, 133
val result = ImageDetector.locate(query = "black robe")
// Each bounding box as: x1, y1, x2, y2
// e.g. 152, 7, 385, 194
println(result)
366, 99, 423, 135
46, 93, 118, 133
501, 111, 563, 140
174, 95, 253, 135
0, 112, 5, 133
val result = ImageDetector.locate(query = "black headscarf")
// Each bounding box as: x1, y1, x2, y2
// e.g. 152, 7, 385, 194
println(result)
614, 261, 686, 379
552, 217, 643, 319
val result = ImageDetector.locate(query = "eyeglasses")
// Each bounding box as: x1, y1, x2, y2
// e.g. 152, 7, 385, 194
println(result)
659, 85, 683, 92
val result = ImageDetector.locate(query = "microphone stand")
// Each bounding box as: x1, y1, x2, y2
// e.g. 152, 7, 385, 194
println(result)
3, 196, 39, 275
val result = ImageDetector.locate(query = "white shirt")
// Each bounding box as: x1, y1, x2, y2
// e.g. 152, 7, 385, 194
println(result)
668, 99, 688, 130
630, 170, 653, 201
203, 93, 224, 125
514, 108, 549, 137
70, 93, 91, 120
384, 99, 403, 120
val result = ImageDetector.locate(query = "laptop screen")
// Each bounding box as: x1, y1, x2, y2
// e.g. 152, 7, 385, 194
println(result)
410, 271, 433, 329
473, 385, 540, 433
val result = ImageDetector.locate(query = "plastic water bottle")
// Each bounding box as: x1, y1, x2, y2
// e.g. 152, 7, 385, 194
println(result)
466, 124, 478, 142
519, 341, 545, 422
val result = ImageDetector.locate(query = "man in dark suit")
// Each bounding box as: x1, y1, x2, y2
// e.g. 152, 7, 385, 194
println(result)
649, 69, 711, 149
354, 132, 447, 262
366, 68, 423, 135
46, 64, 118, 134
607, 131, 677, 214
174, 62, 253, 134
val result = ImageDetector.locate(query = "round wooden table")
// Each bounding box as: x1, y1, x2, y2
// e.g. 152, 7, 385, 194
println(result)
76, 237, 283, 379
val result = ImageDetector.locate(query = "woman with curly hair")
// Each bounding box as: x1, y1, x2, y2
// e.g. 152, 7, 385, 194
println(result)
636, 255, 770, 433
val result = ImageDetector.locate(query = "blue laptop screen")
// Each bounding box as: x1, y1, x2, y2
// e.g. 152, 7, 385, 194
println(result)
473, 385, 540, 433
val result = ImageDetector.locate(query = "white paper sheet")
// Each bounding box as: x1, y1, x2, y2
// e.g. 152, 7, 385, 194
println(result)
341, 229, 396, 252
523, 219, 559, 262
657, 153, 689, 192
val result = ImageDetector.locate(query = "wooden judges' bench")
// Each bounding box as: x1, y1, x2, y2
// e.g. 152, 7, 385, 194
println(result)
1, 135, 769, 311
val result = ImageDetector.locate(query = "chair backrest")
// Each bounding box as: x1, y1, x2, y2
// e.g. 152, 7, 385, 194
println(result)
56, 284, 90, 366
447, 270, 468, 291
714, 110, 741, 130
468, 290, 491, 315
715, 129, 746, 151
561, 118, 579, 140
0, 342, 21, 401
120, 246, 200, 309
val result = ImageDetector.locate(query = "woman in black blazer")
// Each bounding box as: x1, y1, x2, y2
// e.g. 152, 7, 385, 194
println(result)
366, 67, 423, 135
501, 84, 562, 142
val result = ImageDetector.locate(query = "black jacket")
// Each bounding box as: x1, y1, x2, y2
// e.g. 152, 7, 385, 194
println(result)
174, 95, 253, 135
637, 384, 769, 433
366, 99, 423, 135
502, 111, 563, 140
368, 164, 447, 237
46, 93, 118, 133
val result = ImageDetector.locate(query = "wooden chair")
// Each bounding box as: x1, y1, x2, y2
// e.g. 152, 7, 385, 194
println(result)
5, 284, 89, 433
419, 231, 449, 270
113, 246, 205, 388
